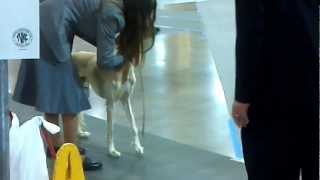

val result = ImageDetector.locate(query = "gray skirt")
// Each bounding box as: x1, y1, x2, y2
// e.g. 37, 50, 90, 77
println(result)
13, 0, 92, 114
13, 58, 91, 114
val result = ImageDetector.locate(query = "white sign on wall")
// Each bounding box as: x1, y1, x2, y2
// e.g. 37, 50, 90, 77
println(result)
0, 0, 39, 60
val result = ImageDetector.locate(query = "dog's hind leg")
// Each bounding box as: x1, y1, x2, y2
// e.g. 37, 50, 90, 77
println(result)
106, 103, 121, 158
121, 98, 144, 156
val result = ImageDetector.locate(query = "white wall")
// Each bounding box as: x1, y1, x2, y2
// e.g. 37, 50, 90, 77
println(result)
197, 0, 236, 113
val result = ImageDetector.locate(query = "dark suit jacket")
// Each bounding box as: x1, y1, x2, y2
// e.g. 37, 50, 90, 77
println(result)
235, 0, 318, 114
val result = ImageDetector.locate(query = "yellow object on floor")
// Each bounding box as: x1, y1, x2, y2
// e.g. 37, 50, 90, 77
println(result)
52, 143, 85, 180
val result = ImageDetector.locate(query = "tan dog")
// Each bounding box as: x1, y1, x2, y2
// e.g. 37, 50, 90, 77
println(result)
72, 51, 144, 158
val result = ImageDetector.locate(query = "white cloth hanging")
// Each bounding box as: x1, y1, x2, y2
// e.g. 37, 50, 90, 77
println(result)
10, 113, 60, 180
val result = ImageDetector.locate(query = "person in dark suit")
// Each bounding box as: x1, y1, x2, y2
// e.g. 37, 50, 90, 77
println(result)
232, 0, 318, 179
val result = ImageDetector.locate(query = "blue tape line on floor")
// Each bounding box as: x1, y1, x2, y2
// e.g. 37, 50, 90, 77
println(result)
228, 119, 243, 160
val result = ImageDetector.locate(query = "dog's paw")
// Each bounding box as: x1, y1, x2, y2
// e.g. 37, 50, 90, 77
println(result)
135, 145, 144, 156
108, 149, 121, 158
78, 131, 91, 139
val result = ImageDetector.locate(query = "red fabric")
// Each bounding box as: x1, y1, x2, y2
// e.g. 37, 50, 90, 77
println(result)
41, 129, 56, 159
9, 111, 13, 121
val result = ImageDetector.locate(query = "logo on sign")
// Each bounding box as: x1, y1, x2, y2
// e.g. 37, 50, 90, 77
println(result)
12, 28, 33, 48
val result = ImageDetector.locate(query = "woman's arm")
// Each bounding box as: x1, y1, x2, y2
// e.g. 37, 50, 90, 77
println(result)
96, 9, 125, 70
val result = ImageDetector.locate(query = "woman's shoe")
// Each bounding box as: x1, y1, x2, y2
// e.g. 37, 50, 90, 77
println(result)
82, 157, 103, 171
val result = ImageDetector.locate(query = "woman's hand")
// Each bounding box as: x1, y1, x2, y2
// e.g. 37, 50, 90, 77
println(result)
112, 66, 124, 83
112, 62, 129, 84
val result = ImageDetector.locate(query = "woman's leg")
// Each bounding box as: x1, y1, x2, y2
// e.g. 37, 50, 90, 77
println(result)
61, 114, 79, 143
45, 113, 63, 147
62, 113, 103, 171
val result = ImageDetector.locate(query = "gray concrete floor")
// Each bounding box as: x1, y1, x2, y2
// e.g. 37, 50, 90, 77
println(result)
8, 0, 236, 162
8, 99, 247, 180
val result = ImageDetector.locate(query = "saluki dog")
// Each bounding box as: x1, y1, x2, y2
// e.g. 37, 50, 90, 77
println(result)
72, 51, 144, 158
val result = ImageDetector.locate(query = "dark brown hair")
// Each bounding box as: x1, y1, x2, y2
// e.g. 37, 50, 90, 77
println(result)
118, 0, 157, 66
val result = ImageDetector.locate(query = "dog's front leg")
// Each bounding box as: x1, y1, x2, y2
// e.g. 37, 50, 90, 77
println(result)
77, 112, 91, 138
107, 103, 121, 158
121, 98, 144, 156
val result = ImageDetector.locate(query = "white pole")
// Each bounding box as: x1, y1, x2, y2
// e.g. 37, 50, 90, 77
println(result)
0, 60, 10, 180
